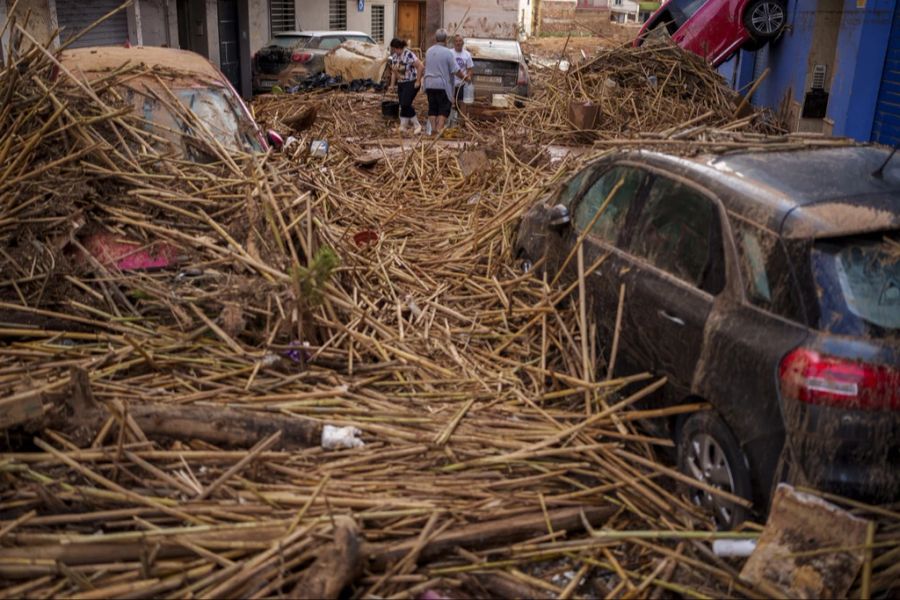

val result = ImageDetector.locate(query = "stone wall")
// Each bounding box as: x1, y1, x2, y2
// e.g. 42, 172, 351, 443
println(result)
538, 0, 610, 35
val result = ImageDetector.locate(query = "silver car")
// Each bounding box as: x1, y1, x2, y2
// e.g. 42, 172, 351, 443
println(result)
252, 30, 376, 93
465, 38, 530, 101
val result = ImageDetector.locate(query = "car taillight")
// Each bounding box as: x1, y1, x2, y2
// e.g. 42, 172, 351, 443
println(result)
779, 348, 900, 411
291, 52, 312, 63
517, 64, 529, 86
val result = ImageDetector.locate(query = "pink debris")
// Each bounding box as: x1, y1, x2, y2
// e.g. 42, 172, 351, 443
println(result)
80, 233, 178, 271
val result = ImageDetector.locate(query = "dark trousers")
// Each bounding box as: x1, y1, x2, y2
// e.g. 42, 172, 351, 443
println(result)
397, 81, 418, 118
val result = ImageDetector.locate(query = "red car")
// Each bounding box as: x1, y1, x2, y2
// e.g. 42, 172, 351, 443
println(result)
635, 0, 787, 67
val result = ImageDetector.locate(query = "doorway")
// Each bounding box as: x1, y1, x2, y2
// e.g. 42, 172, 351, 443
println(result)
217, 0, 241, 90
397, 1, 426, 51
177, 0, 208, 56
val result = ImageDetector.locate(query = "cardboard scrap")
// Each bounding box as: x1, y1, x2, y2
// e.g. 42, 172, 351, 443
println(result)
740, 484, 871, 599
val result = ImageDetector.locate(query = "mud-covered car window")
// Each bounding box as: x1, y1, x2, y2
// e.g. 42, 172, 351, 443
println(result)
573, 166, 645, 246
556, 165, 595, 207
813, 235, 900, 335
632, 176, 722, 291
732, 220, 804, 321
128, 86, 261, 157
317, 37, 343, 50
176, 88, 259, 152
269, 35, 312, 48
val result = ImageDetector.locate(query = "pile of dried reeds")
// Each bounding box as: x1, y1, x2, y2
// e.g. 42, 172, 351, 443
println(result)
1, 19, 897, 600
503, 39, 781, 145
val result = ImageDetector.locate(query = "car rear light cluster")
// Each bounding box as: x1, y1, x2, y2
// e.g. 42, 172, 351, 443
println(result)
291, 52, 312, 63
517, 64, 529, 86
779, 348, 900, 411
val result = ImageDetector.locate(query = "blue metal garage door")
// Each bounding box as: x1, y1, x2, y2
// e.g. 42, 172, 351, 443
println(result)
872, 1, 900, 145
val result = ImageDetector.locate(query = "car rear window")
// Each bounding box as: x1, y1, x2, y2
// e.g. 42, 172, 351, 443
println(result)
812, 234, 900, 336
316, 37, 344, 50
270, 35, 311, 48
344, 35, 376, 43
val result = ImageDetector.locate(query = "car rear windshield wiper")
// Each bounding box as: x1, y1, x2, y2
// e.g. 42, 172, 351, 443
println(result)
872, 146, 897, 179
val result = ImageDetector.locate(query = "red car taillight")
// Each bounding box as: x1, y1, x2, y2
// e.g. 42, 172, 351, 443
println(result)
779, 348, 900, 411
517, 64, 529, 86
291, 52, 312, 63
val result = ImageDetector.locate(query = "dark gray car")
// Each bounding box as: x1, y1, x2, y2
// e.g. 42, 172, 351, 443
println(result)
516, 146, 900, 528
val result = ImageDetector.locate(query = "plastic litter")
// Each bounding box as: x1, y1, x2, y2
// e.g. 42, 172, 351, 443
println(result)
310, 140, 329, 157
321, 425, 365, 449
712, 539, 757, 557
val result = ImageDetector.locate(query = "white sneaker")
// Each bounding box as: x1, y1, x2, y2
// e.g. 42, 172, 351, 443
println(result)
398, 117, 410, 133
424, 121, 433, 136
412, 119, 422, 135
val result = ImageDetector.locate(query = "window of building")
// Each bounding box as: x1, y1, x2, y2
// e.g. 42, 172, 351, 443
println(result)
330, 0, 348, 30
614, 0, 624, 6
371, 5, 385, 42
269, 0, 297, 35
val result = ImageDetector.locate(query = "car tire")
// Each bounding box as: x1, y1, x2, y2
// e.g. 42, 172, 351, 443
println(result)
743, 0, 787, 40
677, 411, 753, 530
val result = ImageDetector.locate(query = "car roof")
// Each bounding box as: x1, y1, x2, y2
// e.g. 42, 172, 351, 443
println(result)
60, 46, 222, 81
464, 38, 522, 61
275, 30, 371, 37
634, 146, 900, 239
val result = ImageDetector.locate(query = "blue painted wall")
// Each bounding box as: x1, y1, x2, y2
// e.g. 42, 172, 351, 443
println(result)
717, 0, 896, 141
828, 0, 894, 139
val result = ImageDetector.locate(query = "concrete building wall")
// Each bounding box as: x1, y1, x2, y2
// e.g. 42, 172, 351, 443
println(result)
444, 0, 523, 39
139, 0, 179, 46
537, 0, 612, 35
610, 0, 640, 22
248, 0, 269, 52
296, 0, 329, 30
5, 0, 55, 45
346, 0, 396, 43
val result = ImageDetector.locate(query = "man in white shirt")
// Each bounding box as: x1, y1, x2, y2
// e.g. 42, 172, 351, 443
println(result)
451, 34, 474, 108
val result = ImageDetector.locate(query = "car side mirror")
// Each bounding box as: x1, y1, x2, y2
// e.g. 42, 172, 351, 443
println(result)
266, 129, 284, 150
548, 204, 571, 229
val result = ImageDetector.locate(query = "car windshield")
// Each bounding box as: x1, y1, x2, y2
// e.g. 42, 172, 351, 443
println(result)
345, 35, 376, 43
269, 35, 311, 48
812, 234, 900, 336
131, 85, 262, 157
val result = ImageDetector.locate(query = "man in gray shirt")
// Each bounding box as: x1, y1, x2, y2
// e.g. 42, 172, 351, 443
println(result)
423, 29, 464, 135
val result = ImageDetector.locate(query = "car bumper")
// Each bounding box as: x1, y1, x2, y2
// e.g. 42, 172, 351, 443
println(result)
252, 67, 313, 93
785, 402, 900, 501
472, 83, 529, 100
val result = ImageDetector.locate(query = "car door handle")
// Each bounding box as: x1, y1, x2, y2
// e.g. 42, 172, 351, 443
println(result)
658, 310, 685, 326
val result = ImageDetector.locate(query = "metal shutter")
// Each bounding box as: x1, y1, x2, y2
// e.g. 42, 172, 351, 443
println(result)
57, 0, 129, 48
270, 0, 296, 34
872, 1, 900, 145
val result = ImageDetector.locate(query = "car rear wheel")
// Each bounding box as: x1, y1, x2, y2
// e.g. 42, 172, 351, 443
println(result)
743, 0, 787, 39
677, 412, 753, 530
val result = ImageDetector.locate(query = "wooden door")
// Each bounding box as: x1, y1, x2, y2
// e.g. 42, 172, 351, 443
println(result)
397, 1, 422, 49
